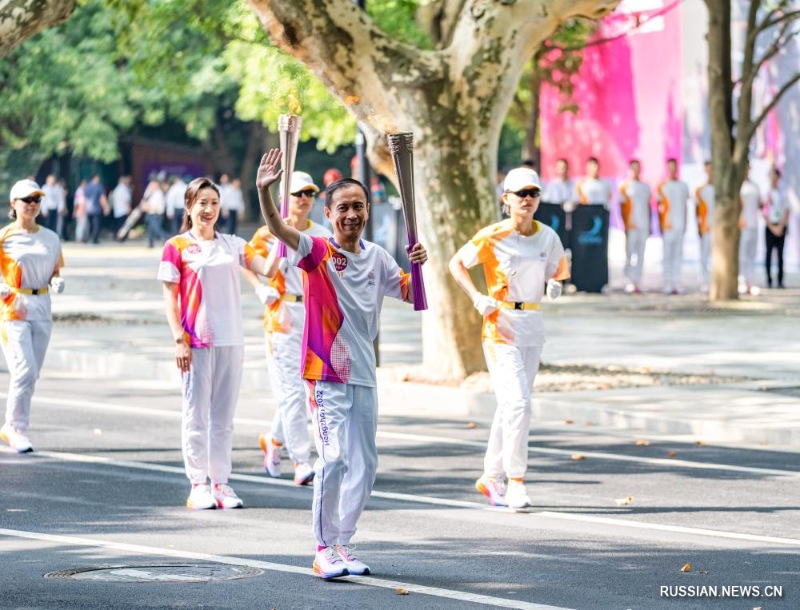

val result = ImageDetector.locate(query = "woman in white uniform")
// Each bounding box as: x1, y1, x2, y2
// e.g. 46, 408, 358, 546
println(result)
449, 167, 570, 509
159, 177, 272, 510
0, 179, 64, 453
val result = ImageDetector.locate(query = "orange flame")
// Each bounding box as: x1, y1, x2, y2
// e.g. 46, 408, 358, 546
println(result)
286, 91, 302, 115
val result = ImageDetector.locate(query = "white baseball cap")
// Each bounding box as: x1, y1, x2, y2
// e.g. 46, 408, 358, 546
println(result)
503, 167, 542, 192
289, 171, 319, 194
9, 179, 44, 203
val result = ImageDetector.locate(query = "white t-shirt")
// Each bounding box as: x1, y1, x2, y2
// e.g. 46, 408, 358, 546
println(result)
289, 234, 409, 387
111, 184, 132, 218
158, 232, 256, 348
574, 178, 611, 207
657, 180, 689, 233
765, 188, 789, 225
166, 182, 187, 217
542, 179, 574, 205
740, 180, 761, 230
0, 225, 63, 321
457, 219, 569, 347
619, 179, 651, 231
42, 184, 66, 213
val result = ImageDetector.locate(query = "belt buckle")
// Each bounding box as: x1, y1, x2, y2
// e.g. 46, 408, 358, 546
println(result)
514, 302, 523, 310
31, 288, 40, 295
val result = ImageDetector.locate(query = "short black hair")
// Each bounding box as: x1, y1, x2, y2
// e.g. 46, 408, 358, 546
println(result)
587, 157, 599, 165
325, 178, 370, 209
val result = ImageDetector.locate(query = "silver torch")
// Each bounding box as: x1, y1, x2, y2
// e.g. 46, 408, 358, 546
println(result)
277, 114, 302, 258
387, 131, 428, 311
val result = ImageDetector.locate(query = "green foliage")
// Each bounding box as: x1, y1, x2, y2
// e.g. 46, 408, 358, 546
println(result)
222, 13, 355, 153
0, 1, 137, 163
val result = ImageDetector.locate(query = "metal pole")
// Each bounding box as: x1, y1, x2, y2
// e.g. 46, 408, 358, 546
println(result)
353, 0, 379, 365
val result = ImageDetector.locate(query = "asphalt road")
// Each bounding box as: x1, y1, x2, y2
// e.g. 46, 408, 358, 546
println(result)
1, 372, 798, 610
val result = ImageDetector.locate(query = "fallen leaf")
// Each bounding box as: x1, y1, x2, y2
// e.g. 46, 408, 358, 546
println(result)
345, 95, 360, 105
466, 422, 477, 429
615, 496, 634, 506
395, 588, 410, 595
635, 440, 650, 446
694, 441, 705, 446
667, 451, 677, 458
680, 563, 691, 572
585, 421, 595, 426
565, 419, 575, 425
571, 454, 586, 461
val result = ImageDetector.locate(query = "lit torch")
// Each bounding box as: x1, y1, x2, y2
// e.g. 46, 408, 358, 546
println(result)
277, 114, 302, 258
387, 132, 428, 311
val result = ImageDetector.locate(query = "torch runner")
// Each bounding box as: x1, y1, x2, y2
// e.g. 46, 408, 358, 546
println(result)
387, 132, 428, 311
277, 114, 302, 258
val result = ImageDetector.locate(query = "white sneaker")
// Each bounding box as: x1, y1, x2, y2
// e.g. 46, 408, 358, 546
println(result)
624, 283, 636, 294
0, 424, 33, 453
186, 483, 216, 510
313, 546, 349, 580
258, 432, 282, 477
475, 474, 507, 507
506, 480, 532, 509
212, 483, 243, 509
294, 462, 315, 486
335, 544, 370, 575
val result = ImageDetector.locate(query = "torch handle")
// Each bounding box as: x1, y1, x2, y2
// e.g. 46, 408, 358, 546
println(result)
405, 234, 428, 311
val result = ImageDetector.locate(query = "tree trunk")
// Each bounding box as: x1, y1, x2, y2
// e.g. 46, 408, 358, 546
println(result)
248, 0, 620, 379
526, 67, 543, 169
705, 0, 740, 301
0, 0, 76, 59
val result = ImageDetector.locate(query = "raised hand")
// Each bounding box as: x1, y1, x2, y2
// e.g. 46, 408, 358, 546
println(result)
256, 148, 283, 191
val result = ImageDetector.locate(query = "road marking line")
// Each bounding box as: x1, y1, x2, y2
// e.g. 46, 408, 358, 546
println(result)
22, 393, 800, 478
31, 451, 800, 548
537, 512, 800, 547
0, 527, 570, 610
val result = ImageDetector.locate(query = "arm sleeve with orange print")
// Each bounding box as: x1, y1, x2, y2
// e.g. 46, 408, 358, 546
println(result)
546, 234, 570, 281
696, 187, 708, 234
619, 181, 634, 230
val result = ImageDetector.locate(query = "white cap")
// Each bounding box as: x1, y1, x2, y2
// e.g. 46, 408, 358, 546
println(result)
10, 179, 44, 203
289, 171, 319, 194
503, 167, 542, 192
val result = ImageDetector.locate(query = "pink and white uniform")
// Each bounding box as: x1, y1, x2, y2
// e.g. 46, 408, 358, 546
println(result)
457, 219, 569, 480
158, 232, 256, 485
290, 233, 409, 547
0, 225, 62, 434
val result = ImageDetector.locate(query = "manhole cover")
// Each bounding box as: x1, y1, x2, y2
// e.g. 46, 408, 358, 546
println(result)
45, 563, 262, 583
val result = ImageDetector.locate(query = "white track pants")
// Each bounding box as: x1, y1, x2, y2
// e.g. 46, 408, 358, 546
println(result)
483, 343, 542, 480
1, 320, 52, 433
265, 328, 312, 465
662, 229, 684, 291
181, 346, 244, 485
306, 380, 378, 547
699, 233, 712, 285
739, 228, 758, 286
624, 229, 648, 285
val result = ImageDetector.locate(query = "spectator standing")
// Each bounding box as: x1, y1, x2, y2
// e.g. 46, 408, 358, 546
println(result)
142, 179, 168, 248
695, 162, 715, 291
73, 179, 88, 243
166, 176, 188, 236
41, 175, 66, 235
619, 160, 652, 294
111, 176, 133, 237
83, 175, 108, 244
542, 159, 574, 207
739, 165, 762, 295
657, 159, 690, 294
763, 167, 789, 289
573, 157, 611, 208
